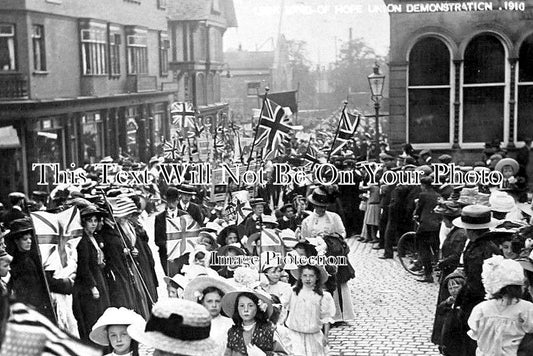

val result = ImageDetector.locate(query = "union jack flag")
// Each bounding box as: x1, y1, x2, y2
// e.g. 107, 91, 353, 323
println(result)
170, 102, 196, 129
303, 142, 320, 169
330, 108, 360, 156
166, 212, 201, 259
213, 126, 227, 153
163, 139, 185, 160
255, 98, 294, 160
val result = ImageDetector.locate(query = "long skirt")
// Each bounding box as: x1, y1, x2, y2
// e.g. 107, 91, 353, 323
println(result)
363, 204, 380, 226
286, 328, 326, 356
333, 282, 356, 322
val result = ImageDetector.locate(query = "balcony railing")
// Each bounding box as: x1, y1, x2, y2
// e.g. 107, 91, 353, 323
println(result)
0, 74, 28, 99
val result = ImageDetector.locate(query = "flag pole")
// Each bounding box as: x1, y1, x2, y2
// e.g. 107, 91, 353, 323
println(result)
99, 191, 155, 306
246, 87, 270, 173
327, 100, 348, 162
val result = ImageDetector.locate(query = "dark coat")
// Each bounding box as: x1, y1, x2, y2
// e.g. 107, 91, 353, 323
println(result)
415, 190, 442, 232
9, 248, 54, 321
178, 201, 204, 226
154, 210, 168, 275
439, 227, 467, 279
73, 231, 110, 340
99, 224, 139, 312
131, 220, 159, 305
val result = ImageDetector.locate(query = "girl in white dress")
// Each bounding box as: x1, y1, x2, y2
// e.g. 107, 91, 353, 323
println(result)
283, 265, 336, 356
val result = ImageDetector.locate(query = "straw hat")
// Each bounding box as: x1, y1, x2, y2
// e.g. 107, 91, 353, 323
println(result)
489, 191, 515, 213
495, 158, 519, 175
433, 199, 462, 218
221, 288, 273, 319
183, 275, 237, 302
249, 198, 267, 207
452, 205, 498, 230
110, 196, 139, 218
307, 187, 330, 207
128, 299, 218, 356
89, 307, 145, 346
80, 205, 105, 219
163, 273, 189, 290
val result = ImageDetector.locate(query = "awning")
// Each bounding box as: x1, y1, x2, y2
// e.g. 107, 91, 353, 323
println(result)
0, 125, 20, 148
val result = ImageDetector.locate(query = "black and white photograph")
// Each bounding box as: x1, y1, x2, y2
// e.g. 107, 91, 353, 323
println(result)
1, 0, 533, 355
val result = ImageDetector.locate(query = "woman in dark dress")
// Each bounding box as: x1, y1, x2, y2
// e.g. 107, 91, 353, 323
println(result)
72, 205, 110, 341
7, 218, 55, 321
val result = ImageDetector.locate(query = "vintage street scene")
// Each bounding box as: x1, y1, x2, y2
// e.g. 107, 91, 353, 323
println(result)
1, 0, 533, 355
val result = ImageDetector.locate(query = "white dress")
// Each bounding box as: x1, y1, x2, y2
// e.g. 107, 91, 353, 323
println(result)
284, 288, 336, 356
468, 298, 533, 356
211, 314, 234, 355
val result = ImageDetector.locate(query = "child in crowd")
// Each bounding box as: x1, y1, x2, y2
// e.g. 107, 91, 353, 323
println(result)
163, 274, 188, 298
283, 264, 335, 356
89, 307, 144, 356
437, 270, 466, 355
468, 255, 533, 355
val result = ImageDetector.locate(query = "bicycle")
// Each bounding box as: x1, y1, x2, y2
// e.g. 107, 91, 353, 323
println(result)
397, 230, 424, 276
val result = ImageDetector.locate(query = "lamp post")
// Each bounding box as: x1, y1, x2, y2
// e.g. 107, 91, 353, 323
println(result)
368, 62, 385, 150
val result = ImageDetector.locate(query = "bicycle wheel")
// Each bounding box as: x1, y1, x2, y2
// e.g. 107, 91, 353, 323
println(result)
397, 232, 424, 276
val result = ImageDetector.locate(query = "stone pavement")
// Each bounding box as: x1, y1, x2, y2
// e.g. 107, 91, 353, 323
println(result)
328, 239, 441, 356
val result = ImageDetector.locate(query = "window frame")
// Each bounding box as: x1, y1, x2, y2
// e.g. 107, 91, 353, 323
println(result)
108, 25, 121, 77
0, 23, 16, 71
32, 24, 46, 72
460, 34, 508, 148
126, 27, 148, 75
79, 20, 108, 76
159, 31, 169, 77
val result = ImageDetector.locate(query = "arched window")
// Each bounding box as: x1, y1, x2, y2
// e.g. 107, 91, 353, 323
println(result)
462, 34, 505, 143
408, 37, 451, 143
518, 34, 533, 141
196, 72, 206, 106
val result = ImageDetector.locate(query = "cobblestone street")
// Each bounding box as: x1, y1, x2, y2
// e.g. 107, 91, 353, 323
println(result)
328, 239, 440, 356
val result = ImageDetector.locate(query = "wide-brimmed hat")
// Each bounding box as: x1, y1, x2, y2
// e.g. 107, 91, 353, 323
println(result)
127, 299, 218, 356
518, 202, 533, 217
438, 154, 453, 164
110, 196, 139, 218
495, 158, 519, 175
80, 205, 105, 219
221, 288, 273, 319
482, 255, 525, 298
216, 225, 240, 246
163, 273, 189, 290
89, 307, 145, 346
7, 218, 33, 237
8, 192, 26, 200
452, 205, 498, 230
489, 191, 515, 213
290, 264, 330, 285
307, 187, 330, 207
183, 275, 237, 302
178, 184, 197, 195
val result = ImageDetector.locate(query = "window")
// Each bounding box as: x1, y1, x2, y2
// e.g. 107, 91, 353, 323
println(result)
518, 34, 533, 141
247, 82, 261, 96
197, 26, 207, 61
108, 25, 121, 76
408, 37, 450, 144
196, 72, 206, 106
157, 0, 167, 9
126, 27, 148, 74
80, 21, 107, 75
462, 34, 505, 143
0, 24, 16, 71
159, 31, 169, 76
212, 0, 221, 13
32, 25, 46, 71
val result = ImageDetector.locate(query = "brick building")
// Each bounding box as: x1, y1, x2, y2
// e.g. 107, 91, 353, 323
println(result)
0, 0, 236, 200
386, 1, 533, 162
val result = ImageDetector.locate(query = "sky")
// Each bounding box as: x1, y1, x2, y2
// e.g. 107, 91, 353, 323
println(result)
224, 0, 390, 65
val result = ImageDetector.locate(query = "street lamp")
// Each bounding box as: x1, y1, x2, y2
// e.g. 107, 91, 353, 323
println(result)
368, 62, 385, 150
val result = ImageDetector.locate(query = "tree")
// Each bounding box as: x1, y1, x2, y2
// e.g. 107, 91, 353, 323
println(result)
286, 39, 316, 111
330, 37, 388, 112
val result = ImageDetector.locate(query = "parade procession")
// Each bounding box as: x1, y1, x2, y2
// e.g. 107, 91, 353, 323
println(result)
3, 0, 533, 355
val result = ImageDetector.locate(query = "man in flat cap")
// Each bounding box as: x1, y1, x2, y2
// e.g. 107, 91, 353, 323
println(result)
177, 184, 203, 226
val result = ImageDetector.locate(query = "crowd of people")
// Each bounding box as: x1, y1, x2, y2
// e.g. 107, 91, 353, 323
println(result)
0, 134, 531, 355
